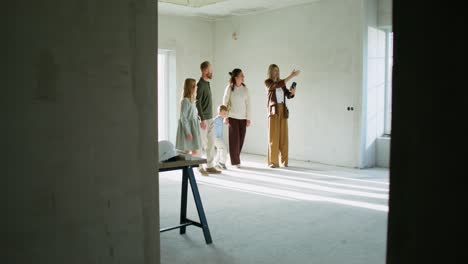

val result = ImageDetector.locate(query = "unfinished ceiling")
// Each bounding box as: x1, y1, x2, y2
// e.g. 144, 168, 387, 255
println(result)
158, 0, 322, 20
159, 0, 225, 8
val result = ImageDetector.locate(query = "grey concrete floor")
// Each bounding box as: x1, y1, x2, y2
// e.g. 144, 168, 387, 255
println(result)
159, 154, 389, 264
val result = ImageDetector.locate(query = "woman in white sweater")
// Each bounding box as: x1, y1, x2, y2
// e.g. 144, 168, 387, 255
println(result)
223, 69, 251, 168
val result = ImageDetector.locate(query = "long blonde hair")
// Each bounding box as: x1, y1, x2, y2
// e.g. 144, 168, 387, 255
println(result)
181, 78, 197, 102
267, 64, 279, 81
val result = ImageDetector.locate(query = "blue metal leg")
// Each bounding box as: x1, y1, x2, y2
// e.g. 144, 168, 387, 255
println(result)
179, 168, 189, 234
187, 167, 213, 244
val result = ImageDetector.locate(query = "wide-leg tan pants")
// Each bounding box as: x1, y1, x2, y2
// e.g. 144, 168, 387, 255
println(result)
268, 103, 288, 167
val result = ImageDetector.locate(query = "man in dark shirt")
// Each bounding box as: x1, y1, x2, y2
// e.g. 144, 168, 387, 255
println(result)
196, 61, 221, 175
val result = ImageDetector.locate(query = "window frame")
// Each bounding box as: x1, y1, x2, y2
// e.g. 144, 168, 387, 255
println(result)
384, 31, 393, 136
157, 50, 170, 141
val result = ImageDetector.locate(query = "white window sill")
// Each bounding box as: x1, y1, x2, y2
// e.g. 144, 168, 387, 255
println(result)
379, 134, 391, 140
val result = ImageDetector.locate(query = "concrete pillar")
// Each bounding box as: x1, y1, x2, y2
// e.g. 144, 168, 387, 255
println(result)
5, 0, 160, 263
387, 0, 465, 262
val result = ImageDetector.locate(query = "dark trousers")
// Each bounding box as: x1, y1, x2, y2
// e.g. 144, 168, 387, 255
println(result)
228, 118, 247, 165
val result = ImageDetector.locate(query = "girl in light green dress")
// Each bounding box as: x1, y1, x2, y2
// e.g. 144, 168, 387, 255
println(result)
176, 78, 202, 154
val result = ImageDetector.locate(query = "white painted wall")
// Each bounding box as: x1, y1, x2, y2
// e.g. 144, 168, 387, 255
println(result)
212, 0, 364, 167
158, 14, 214, 144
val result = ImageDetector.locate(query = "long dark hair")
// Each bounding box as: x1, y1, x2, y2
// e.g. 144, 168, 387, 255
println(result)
229, 68, 245, 91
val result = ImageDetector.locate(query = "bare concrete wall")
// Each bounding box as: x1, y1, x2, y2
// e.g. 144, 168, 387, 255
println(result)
212, 0, 364, 167
5, 0, 160, 263
378, 0, 392, 29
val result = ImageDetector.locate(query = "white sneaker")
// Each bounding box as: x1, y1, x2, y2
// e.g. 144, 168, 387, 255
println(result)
218, 163, 228, 170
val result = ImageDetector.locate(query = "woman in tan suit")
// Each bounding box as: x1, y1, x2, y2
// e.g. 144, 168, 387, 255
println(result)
265, 64, 300, 168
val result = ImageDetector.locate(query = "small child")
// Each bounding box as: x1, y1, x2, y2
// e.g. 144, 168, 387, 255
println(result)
213, 105, 229, 170
176, 78, 202, 155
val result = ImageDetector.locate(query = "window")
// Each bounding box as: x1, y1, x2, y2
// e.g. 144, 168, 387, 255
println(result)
384, 31, 393, 135
157, 49, 177, 142
158, 50, 171, 141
